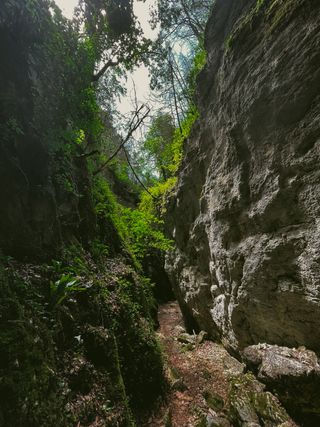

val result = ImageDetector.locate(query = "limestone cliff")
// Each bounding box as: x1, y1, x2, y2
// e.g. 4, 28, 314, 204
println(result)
166, 0, 320, 354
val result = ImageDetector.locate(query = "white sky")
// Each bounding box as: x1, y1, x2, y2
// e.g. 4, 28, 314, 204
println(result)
54, 0, 158, 117
54, 0, 77, 19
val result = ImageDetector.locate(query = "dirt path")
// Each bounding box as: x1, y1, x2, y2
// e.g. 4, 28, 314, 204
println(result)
146, 301, 242, 426
146, 301, 296, 427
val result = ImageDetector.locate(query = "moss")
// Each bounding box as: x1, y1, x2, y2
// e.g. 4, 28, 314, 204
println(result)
266, 0, 307, 33
225, 0, 308, 50
203, 390, 225, 411
228, 373, 290, 425
0, 251, 164, 426
113, 276, 165, 414
0, 264, 66, 427
163, 408, 172, 427
225, 0, 267, 50
251, 391, 290, 422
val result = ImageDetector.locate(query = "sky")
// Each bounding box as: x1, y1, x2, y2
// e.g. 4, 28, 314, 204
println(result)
54, 0, 158, 116
54, 0, 77, 19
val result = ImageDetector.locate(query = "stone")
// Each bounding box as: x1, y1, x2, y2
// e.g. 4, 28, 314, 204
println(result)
197, 330, 208, 344
243, 344, 320, 421
172, 377, 187, 392
174, 325, 186, 335
206, 410, 231, 427
229, 373, 291, 426
203, 390, 224, 411
243, 344, 320, 380
177, 332, 196, 345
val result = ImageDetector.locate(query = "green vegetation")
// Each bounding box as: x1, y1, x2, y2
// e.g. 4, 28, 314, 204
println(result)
0, 247, 165, 426
50, 273, 84, 307
139, 47, 205, 220
267, 0, 306, 33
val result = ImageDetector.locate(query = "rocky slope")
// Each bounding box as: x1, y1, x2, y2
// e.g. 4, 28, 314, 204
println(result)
167, 0, 320, 364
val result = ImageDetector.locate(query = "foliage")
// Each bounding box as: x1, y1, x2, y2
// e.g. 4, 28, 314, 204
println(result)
139, 104, 199, 218
50, 273, 85, 307
121, 208, 173, 260
137, 34, 205, 223
92, 176, 172, 264
187, 45, 207, 96
143, 113, 176, 180
151, 0, 213, 41
1, 1, 171, 424
93, 177, 130, 245
140, 176, 178, 216
148, 0, 212, 120
112, 273, 165, 412
0, 250, 164, 426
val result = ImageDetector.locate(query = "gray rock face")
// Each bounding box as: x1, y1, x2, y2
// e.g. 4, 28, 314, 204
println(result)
243, 344, 320, 420
166, 0, 320, 354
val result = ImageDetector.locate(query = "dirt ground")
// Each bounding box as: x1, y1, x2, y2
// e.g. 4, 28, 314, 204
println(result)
146, 301, 244, 427
145, 301, 297, 427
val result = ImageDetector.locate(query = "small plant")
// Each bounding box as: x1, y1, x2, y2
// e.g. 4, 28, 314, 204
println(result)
50, 274, 85, 307
91, 239, 109, 261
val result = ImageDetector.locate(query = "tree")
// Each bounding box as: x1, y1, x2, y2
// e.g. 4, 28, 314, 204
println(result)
148, 0, 214, 124
75, 0, 152, 82
153, 0, 212, 42
143, 113, 175, 180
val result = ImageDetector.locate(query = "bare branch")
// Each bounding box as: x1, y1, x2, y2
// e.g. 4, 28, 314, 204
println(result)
76, 149, 100, 159
93, 105, 150, 175
92, 59, 120, 82
123, 147, 157, 199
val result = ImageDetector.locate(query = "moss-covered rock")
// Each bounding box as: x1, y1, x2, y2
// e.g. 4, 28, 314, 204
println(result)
228, 373, 291, 426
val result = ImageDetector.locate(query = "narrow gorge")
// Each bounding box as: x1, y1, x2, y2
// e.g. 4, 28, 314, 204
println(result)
0, 0, 320, 426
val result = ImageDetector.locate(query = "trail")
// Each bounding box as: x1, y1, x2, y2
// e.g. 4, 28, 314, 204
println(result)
146, 302, 296, 427
146, 302, 243, 427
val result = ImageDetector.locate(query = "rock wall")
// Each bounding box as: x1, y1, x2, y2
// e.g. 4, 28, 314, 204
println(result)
0, 3, 97, 259
166, 0, 320, 354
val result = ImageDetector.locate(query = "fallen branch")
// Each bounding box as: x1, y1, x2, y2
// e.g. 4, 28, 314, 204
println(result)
76, 149, 100, 159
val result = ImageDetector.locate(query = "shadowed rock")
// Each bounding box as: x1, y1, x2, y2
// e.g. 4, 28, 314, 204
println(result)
243, 344, 320, 422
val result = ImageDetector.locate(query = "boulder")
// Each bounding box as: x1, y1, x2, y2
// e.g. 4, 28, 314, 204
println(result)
243, 344, 320, 422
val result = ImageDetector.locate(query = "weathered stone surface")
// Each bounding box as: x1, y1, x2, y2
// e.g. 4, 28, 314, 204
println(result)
166, 0, 320, 359
243, 344, 320, 421
229, 373, 293, 426
243, 344, 320, 379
